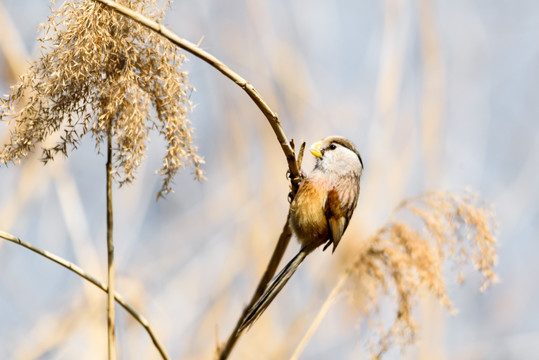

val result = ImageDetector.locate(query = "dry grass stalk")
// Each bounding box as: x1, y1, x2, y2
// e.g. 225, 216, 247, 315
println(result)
1, 1, 308, 358
346, 190, 498, 359
0, 0, 204, 198
217, 143, 306, 359
0, 230, 169, 360
9, 1, 308, 357
0, 1, 203, 358
91, 0, 303, 192
290, 275, 348, 360
106, 128, 116, 359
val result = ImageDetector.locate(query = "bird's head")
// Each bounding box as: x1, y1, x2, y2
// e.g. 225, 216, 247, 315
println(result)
310, 136, 363, 176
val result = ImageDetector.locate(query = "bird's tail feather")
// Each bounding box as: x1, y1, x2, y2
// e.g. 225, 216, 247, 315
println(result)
239, 248, 309, 331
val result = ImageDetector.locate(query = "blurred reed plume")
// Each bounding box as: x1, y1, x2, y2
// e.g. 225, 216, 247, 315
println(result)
0, 0, 204, 197
345, 190, 498, 359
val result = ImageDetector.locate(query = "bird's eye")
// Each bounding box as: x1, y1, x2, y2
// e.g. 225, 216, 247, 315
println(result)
328, 144, 337, 150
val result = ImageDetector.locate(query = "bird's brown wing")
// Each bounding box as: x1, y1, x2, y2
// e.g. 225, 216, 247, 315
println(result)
324, 181, 359, 253
324, 189, 348, 252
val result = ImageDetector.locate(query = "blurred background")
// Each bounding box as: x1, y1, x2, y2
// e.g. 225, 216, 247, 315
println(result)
0, 0, 538, 359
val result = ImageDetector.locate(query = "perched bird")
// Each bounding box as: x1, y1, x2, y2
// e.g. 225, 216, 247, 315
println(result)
240, 136, 363, 330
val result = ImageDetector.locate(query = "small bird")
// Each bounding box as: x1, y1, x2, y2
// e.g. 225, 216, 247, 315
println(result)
240, 136, 363, 330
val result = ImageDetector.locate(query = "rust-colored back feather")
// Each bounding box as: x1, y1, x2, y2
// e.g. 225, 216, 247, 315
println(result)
324, 174, 360, 252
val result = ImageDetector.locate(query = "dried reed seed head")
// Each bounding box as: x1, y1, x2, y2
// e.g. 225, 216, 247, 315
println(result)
346, 191, 498, 359
0, 0, 204, 197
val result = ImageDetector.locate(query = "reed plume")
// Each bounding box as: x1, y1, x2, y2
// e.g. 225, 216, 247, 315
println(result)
346, 190, 498, 358
0, 0, 204, 197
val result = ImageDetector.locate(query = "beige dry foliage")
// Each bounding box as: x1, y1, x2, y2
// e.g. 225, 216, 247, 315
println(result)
348, 191, 498, 359
0, 0, 204, 197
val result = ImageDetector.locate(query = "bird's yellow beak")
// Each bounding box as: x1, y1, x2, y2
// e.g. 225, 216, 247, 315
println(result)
309, 140, 323, 158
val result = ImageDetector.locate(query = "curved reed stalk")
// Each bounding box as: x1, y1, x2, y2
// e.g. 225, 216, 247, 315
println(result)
0, 230, 170, 360
89, 1, 308, 357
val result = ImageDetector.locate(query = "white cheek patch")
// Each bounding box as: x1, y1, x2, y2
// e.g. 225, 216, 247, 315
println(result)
324, 147, 361, 175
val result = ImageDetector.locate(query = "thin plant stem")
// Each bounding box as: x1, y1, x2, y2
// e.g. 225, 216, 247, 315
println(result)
106, 128, 116, 360
89, 2, 308, 358
219, 144, 304, 358
92, 0, 302, 192
290, 274, 349, 360
0, 230, 170, 360
218, 144, 305, 359
218, 220, 292, 359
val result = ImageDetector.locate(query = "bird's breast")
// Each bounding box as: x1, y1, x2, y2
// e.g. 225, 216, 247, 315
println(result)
289, 176, 330, 248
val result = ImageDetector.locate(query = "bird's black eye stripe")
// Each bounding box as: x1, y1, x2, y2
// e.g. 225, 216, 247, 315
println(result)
328, 144, 337, 150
